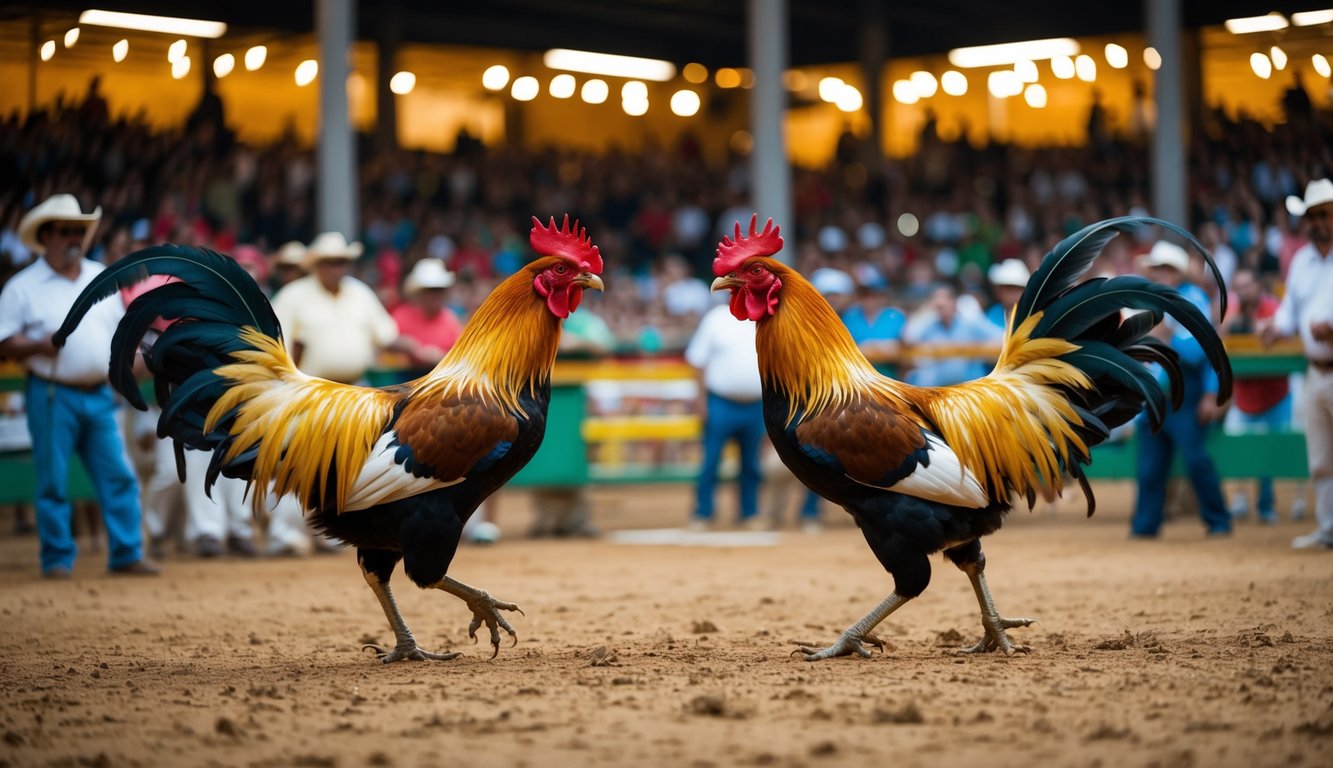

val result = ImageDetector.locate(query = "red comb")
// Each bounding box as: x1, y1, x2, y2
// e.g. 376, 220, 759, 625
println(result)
529, 214, 602, 274
714, 214, 783, 277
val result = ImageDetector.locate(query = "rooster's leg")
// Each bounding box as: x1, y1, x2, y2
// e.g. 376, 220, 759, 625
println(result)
952, 545, 1035, 655
793, 592, 910, 661
358, 551, 460, 663
434, 576, 524, 658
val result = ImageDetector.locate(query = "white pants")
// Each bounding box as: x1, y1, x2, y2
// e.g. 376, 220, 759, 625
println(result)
1305, 365, 1333, 541
144, 439, 253, 542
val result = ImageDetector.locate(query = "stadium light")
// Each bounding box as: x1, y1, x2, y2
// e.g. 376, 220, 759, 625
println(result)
1104, 43, 1128, 69
670, 89, 700, 117
511, 76, 539, 101
1270, 46, 1288, 70
171, 56, 190, 80
64, 28, 80, 48
835, 85, 863, 112
482, 64, 509, 91
910, 71, 938, 98
168, 39, 186, 63
390, 71, 416, 95
948, 37, 1079, 68
80, 9, 226, 38
1224, 13, 1288, 34
940, 70, 968, 96
244, 45, 266, 71
1050, 55, 1075, 79
622, 98, 648, 116
1014, 60, 1038, 83
1250, 52, 1273, 79
295, 59, 318, 87
213, 53, 235, 78
112, 39, 128, 62
1314, 54, 1332, 79
892, 80, 919, 105
549, 73, 576, 99
580, 78, 608, 104
1292, 9, 1333, 26
715, 68, 741, 88
1024, 84, 1048, 108
543, 48, 675, 82
40, 40, 55, 61
1075, 54, 1097, 82
1144, 47, 1162, 70
683, 63, 708, 84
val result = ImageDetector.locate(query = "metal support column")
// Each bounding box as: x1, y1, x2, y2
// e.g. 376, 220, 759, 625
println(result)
858, 0, 887, 165
317, 0, 357, 237
1147, 0, 1186, 227
375, 0, 402, 155
748, 0, 792, 253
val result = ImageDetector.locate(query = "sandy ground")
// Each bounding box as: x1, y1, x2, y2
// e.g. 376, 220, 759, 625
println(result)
1, 482, 1331, 768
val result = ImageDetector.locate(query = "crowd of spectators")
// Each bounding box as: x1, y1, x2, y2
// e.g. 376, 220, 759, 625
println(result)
3, 80, 1331, 357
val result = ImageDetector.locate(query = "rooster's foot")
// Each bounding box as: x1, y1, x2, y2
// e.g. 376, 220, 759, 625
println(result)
464, 591, 524, 658
958, 616, 1035, 655
791, 632, 885, 662
362, 642, 461, 663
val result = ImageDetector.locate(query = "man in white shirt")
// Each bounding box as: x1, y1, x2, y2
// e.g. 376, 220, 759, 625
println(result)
1263, 178, 1333, 549
0, 194, 158, 578
685, 301, 765, 529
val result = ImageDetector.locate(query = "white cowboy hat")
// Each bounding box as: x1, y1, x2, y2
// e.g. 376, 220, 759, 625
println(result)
987, 258, 1031, 288
1285, 178, 1333, 217
403, 257, 456, 294
18, 194, 102, 256
274, 240, 308, 267
305, 231, 363, 266
1141, 240, 1190, 272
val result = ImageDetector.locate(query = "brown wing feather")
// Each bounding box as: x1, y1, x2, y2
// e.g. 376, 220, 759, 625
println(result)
793, 394, 927, 485
394, 391, 521, 481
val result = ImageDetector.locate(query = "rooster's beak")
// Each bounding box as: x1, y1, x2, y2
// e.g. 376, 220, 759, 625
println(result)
575, 273, 605, 291
711, 275, 740, 291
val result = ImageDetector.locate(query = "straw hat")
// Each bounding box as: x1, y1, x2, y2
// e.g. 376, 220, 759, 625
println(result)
404, 258, 456, 295
18, 194, 102, 256
274, 241, 308, 268
1141, 240, 1190, 272
305, 231, 363, 267
987, 258, 1031, 288
1285, 178, 1333, 217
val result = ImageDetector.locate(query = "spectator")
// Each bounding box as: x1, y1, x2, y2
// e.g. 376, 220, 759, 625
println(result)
985, 258, 1030, 329
391, 257, 463, 380
271, 240, 308, 290
1130, 241, 1232, 539
685, 301, 765, 530
1263, 179, 1333, 549
0, 194, 159, 577
903, 284, 1004, 387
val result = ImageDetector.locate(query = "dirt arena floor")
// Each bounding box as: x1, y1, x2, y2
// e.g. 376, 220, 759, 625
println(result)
1, 482, 1331, 768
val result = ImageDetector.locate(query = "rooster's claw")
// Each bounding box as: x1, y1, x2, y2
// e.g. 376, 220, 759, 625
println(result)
362, 643, 461, 663
463, 591, 523, 658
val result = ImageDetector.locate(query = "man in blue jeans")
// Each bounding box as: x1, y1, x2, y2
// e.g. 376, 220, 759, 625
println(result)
1130, 241, 1232, 538
0, 194, 159, 578
685, 301, 765, 529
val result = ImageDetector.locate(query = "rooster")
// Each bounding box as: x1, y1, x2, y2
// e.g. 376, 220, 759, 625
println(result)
711, 216, 1229, 661
55, 216, 604, 663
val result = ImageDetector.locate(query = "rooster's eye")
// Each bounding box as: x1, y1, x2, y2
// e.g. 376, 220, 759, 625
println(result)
553, 263, 568, 275
751, 264, 763, 275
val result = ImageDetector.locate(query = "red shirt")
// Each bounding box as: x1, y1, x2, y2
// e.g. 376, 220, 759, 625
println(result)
391, 303, 463, 354
1226, 294, 1288, 415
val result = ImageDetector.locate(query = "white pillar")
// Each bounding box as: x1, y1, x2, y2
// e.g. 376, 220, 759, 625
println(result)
317, 0, 357, 237
748, 0, 792, 257
1147, 0, 1186, 227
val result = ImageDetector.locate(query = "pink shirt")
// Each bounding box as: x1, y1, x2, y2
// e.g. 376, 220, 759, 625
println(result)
391, 303, 463, 353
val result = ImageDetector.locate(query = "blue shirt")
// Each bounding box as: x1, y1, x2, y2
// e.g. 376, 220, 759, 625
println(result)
842, 305, 906, 345
903, 310, 1003, 387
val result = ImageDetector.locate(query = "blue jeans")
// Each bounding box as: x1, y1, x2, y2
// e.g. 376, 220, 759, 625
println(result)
694, 394, 765, 522
26, 378, 144, 573
1131, 403, 1232, 536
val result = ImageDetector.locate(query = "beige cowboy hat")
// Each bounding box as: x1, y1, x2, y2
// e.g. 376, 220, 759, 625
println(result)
18, 194, 102, 256
275, 240, 308, 268
987, 258, 1031, 288
304, 231, 363, 268
1285, 178, 1333, 217
1140, 240, 1190, 272
404, 257, 456, 295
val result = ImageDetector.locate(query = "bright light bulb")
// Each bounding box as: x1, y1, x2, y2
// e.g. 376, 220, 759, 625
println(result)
897, 213, 920, 238
482, 64, 509, 91
1104, 43, 1128, 69
390, 71, 416, 95
1051, 55, 1075, 79
909, 71, 938, 98
683, 62, 708, 84
581, 79, 608, 104
715, 67, 741, 88
621, 80, 648, 102
892, 80, 919, 104
213, 53, 234, 78
817, 76, 844, 102
40, 40, 55, 61
669, 89, 700, 117
1014, 60, 1038, 83
1270, 46, 1288, 70
836, 85, 863, 111
168, 39, 187, 63
1024, 83, 1048, 108
622, 98, 648, 116
64, 28, 80, 48
1144, 47, 1162, 70
295, 59, 318, 87
988, 70, 1021, 98
244, 45, 266, 71
1250, 52, 1273, 79
511, 75, 539, 101
1074, 54, 1097, 81
549, 73, 576, 98
941, 70, 968, 96
1314, 54, 1332, 79
172, 56, 191, 80
112, 39, 128, 62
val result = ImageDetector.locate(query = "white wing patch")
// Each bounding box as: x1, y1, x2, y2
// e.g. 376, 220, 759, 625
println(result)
343, 433, 463, 512
858, 433, 988, 508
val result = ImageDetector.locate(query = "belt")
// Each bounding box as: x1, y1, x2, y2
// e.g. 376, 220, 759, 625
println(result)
1311, 359, 1333, 371
27, 372, 106, 393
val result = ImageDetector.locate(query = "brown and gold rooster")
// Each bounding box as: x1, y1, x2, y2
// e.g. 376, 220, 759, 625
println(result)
710, 216, 1230, 661
56, 216, 603, 663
